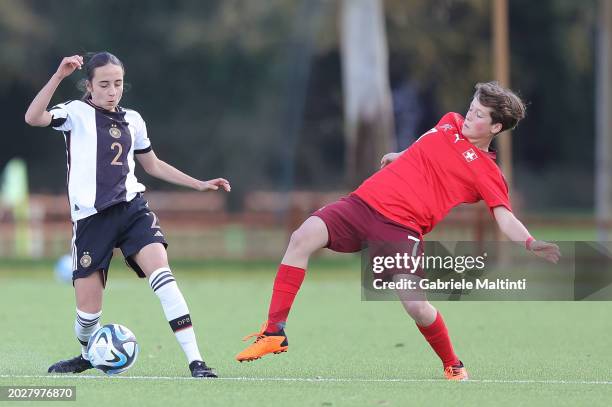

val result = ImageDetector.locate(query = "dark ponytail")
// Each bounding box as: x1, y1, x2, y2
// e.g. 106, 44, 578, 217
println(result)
78, 51, 125, 100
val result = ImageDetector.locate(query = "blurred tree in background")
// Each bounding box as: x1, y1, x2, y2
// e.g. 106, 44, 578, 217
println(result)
0, 0, 597, 211
383, 0, 596, 210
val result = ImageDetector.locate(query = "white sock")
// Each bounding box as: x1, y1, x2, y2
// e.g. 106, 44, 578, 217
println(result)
75, 309, 101, 359
149, 267, 203, 363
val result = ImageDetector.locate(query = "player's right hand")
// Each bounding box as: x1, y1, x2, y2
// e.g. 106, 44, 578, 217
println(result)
55, 55, 83, 79
380, 152, 401, 168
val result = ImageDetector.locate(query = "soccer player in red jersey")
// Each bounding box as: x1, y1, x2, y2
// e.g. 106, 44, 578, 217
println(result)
235, 82, 561, 380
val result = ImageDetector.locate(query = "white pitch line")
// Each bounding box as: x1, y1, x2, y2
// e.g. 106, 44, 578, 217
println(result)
1, 374, 611, 385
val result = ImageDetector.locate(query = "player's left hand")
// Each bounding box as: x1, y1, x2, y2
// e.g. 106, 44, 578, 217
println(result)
198, 178, 231, 192
529, 240, 561, 264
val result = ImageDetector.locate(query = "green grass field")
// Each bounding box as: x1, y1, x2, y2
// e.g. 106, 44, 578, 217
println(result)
1, 257, 611, 406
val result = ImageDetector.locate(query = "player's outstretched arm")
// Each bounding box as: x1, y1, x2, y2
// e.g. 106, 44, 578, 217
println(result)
493, 206, 561, 263
25, 55, 83, 127
136, 150, 231, 192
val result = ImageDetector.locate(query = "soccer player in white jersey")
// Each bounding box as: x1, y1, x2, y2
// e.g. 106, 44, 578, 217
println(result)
25, 52, 229, 378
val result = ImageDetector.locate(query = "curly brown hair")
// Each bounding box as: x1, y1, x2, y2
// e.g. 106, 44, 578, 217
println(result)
474, 81, 526, 133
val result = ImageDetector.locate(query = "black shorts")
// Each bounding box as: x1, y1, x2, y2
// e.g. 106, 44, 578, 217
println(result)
71, 194, 168, 286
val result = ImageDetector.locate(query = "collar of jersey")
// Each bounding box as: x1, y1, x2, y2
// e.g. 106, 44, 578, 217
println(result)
484, 148, 497, 160
85, 99, 125, 117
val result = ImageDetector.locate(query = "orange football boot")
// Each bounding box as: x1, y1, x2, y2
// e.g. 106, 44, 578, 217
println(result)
444, 361, 469, 381
235, 324, 288, 362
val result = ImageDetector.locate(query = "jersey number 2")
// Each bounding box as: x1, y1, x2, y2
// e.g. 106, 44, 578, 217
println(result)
110, 142, 123, 166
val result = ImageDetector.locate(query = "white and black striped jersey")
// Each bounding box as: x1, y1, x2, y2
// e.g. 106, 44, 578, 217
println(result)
48, 99, 152, 221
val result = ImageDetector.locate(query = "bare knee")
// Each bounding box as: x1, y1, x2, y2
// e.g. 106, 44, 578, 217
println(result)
133, 243, 169, 278
282, 217, 328, 268
404, 301, 435, 324
287, 227, 317, 256
287, 228, 309, 252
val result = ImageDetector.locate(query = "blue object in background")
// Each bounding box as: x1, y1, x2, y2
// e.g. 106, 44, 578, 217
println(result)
54, 254, 73, 283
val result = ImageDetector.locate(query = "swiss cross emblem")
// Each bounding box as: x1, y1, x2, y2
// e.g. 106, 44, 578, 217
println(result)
463, 148, 478, 162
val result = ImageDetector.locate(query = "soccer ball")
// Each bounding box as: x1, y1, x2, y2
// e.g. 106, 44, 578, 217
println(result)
86, 324, 139, 375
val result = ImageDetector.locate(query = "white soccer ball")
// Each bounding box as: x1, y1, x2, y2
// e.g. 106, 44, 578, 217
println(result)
86, 324, 139, 375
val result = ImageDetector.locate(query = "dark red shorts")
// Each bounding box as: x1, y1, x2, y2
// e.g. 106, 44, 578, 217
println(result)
313, 194, 424, 278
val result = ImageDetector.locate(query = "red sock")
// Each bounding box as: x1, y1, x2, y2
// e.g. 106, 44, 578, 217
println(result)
416, 311, 460, 367
265, 264, 306, 333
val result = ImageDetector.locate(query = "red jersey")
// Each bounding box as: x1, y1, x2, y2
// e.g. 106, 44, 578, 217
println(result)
353, 112, 511, 235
